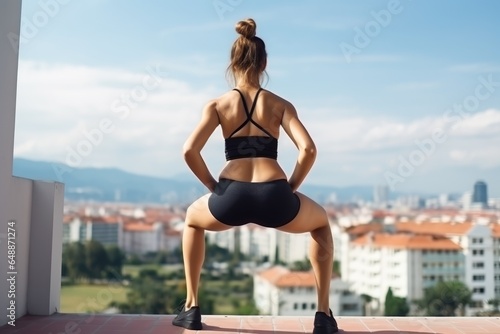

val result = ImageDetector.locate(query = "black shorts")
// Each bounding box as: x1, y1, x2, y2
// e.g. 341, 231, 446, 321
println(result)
208, 178, 301, 228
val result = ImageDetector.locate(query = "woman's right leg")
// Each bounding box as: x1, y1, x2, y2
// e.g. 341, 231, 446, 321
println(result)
276, 192, 334, 314
183, 194, 232, 309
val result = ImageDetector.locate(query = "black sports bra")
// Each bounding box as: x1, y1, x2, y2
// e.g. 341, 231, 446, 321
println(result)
225, 88, 278, 161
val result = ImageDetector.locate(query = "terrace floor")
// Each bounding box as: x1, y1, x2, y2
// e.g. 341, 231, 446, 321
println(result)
1, 313, 499, 334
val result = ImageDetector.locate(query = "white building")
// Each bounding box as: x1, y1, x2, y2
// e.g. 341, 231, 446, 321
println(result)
63, 216, 122, 246
122, 222, 163, 255
253, 266, 362, 316
340, 219, 500, 315
163, 228, 182, 253
206, 225, 278, 262
397, 221, 498, 314
239, 224, 277, 262
343, 231, 464, 315
276, 231, 311, 264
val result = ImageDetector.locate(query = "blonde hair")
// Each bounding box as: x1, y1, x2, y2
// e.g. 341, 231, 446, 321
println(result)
226, 18, 267, 86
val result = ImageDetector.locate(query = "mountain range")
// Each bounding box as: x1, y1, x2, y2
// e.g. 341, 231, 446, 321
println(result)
11, 158, 387, 204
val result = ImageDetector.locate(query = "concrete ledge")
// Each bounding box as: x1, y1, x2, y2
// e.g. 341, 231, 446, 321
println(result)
0, 313, 499, 334
27, 181, 65, 316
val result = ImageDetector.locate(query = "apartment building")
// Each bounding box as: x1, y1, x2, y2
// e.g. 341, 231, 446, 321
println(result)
63, 216, 122, 246
122, 221, 163, 255
239, 224, 277, 261
340, 218, 500, 315
253, 266, 362, 316
344, 231, 465, 314
396, 221, 498, 314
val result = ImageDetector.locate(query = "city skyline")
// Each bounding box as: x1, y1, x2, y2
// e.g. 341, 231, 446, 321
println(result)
12, 0, 500, 196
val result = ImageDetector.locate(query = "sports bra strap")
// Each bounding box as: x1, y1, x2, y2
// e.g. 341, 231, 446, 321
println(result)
228, 88, 274, 138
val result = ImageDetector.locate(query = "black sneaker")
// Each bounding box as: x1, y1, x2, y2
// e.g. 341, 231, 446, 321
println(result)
313, 309, 338, 334
172, 305, 202, 330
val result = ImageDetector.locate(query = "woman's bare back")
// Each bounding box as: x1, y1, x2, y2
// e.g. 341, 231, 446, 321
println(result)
215, 88, 288, 182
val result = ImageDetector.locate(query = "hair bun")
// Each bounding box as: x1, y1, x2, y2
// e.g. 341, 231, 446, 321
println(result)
235, 18, 256, 39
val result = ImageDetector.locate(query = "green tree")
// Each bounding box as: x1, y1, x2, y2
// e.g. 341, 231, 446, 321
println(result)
105, 244, 124, 278
117, 276, 169, 314
63, 241, 88, 282
487, 298, 500, 315
384, 287, 409, 316
290, 258, 312, 271
333, 260, 341, 277
415, 281, 472, 316
85, 240, 109, 279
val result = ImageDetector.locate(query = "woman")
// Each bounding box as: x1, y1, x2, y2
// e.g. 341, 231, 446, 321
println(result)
173, 18, 338, 334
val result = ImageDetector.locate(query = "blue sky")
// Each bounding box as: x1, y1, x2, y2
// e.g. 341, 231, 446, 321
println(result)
14, 0, 500, 197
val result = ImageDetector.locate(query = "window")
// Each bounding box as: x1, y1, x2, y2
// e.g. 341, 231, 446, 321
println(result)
311, 303, 316, 310
472, 249, 484, 256
473, 287, 485, 294
293, 303, 298, 310
473, 275, 485, 281
472, 262, 484, 269
302, 303, 307, 310
470, 300, 483, 308
342, 304, 359, 311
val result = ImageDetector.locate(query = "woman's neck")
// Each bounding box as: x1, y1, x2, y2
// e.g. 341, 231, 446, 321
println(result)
235, 75, 260, 89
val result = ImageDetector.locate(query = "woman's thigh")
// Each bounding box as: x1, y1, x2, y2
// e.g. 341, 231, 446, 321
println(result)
276, 192, 329, 234
186, 194, 233, 232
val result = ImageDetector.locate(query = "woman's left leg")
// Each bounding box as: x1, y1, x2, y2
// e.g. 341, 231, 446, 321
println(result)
182, 194, 232, 309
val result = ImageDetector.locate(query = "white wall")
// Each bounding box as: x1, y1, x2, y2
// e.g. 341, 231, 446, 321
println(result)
0, 0, 23, 327
1, 1, 65, 326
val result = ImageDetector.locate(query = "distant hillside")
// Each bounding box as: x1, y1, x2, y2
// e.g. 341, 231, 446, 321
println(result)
13, 158, 377, 204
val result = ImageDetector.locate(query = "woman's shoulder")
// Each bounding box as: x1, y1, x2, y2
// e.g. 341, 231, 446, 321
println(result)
210, 87, 295, 111
261, 89, 295, 110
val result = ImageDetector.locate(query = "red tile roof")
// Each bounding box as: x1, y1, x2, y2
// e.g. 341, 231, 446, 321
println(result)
123, 222, 158, 232
395, 221, 473, 236
257, 266, 336, 288
345, 223, 383, 236
352, 233, 461, 250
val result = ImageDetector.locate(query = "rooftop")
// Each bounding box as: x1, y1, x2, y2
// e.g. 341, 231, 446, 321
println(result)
352, 233, 462, 250
1, 314, 499, 334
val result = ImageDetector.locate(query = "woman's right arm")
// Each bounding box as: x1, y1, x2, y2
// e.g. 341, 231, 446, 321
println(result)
280, 101, 317, 192
182, 100, 220, 192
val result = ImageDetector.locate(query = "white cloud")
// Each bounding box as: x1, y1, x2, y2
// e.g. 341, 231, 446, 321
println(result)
450, 109, 500, 137
13, 61, 500, 186
14, 60, 217, 177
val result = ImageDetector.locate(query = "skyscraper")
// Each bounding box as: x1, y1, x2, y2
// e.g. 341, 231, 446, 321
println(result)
472, 180, 488, 208
373, 184, 389, 208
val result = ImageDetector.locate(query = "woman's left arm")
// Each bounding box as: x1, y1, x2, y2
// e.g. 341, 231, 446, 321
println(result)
182, 100, 220, 192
